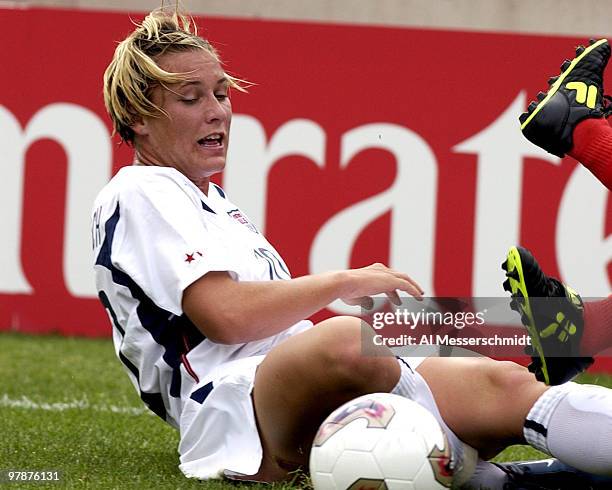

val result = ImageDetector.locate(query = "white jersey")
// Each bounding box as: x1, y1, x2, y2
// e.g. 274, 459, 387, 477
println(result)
91, 166, 311, 429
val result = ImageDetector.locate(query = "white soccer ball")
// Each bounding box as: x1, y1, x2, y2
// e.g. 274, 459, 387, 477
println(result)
310, 393, 453, 490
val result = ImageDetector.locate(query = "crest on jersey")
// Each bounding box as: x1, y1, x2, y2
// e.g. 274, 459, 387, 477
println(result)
313, 398, 395, 447
227, 209, 258, 233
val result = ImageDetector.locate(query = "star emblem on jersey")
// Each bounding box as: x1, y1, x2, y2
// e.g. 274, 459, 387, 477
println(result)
184, 251, 203, 264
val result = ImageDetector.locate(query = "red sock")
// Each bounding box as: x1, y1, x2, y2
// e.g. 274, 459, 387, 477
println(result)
569, 118, 612, 190
581, 295, 612, 355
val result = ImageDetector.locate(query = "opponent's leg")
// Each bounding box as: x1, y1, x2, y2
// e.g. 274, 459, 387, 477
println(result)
519, 38, 612, 190
503, 245, 612, 384
502, 246, 593, 385
251, 316, 402, 479
520, 38, 611, 158
569, 117, 612, 189
582, 295, 612, 354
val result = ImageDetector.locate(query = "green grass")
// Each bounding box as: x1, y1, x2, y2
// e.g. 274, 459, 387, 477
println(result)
1, 332, 611, 489
0, 333, 283, 490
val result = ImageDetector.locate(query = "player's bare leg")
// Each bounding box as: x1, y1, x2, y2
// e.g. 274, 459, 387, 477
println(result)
251, 316, 401, 480
251, 315, 612, 482
417, 354, 612, 476
250, 316, 547, 478
416, 357, 547, 459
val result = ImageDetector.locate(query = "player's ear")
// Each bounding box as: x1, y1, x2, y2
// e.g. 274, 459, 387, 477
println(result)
131, 115, 149, 137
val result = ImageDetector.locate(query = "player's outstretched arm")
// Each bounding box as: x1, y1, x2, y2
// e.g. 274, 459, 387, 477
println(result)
182, 263, 423, 344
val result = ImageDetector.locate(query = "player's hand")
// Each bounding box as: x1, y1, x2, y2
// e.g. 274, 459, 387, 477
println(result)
339, 263, 424, 309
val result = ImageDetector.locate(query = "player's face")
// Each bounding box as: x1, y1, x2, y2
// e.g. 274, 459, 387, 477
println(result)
134, 49, 232, 190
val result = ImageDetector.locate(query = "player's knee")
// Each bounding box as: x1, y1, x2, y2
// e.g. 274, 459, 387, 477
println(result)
483, 359, 545, 409
317, 317, 367, 378
483, 360, 525, 392
315, 316, 396, 389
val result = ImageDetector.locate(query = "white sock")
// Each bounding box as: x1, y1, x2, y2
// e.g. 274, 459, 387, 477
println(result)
524, 382, 612, 476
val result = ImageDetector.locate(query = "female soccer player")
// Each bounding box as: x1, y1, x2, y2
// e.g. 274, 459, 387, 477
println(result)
94, 7, 612, 488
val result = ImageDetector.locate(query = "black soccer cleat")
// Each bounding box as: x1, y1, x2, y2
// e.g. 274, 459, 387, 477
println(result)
501, 246, 592, 385
520, 38, 611, 158
496, 459, 612, 490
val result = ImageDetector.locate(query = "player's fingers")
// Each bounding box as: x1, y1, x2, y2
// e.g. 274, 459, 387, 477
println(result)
408, 277, 424, 295
388, 270, 424, 295
385, 290, 401, 306
395, 278, 423, 301
360, 296, 375, 310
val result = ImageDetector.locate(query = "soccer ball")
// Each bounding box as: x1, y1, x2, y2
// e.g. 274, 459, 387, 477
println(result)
310, 393, 453, 490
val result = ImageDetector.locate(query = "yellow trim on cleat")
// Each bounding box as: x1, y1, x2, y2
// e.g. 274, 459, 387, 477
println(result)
566, 81, 589, 104
520, 38, 608, 131
506, 246, 550, 385
587, 84, 598, 108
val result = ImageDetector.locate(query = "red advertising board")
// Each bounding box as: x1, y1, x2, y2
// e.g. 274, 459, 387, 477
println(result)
0, 7, 610, 366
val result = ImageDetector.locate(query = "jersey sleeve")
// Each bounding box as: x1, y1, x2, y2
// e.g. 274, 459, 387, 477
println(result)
111, 173, 238, 315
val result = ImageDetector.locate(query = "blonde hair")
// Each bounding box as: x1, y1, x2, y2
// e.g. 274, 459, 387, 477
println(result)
103, 6, 245, 144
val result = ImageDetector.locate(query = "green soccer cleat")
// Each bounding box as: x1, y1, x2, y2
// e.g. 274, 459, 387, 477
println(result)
501, 246, 592, 385
520, 38, 612, 158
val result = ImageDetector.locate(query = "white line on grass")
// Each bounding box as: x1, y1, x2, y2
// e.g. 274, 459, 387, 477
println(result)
0, 394, 151, 416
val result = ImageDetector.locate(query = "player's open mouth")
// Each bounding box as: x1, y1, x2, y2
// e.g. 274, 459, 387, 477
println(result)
197, 133, 224, 148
